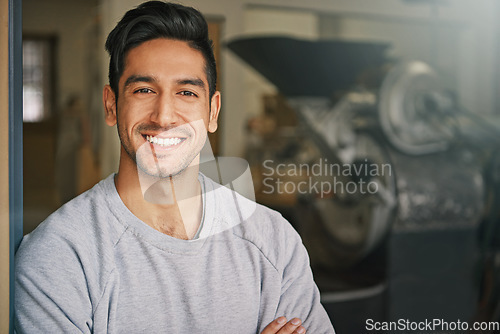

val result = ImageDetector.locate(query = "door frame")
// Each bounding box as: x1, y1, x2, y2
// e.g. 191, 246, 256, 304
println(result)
3, 0, 23, 332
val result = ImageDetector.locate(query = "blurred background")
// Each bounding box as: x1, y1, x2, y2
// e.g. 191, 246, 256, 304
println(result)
22, 0, 500, 332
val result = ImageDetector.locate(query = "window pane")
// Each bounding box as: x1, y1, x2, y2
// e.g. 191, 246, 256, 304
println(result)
23, 39, 52, 122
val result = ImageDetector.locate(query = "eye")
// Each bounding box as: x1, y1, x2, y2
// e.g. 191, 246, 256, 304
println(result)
178, 91, 198, 97
134, 88, 154, 94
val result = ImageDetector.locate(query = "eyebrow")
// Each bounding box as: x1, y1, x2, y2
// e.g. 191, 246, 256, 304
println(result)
123, 75, 206, 90
177, 78, 205, 89
123, 75, 157, 89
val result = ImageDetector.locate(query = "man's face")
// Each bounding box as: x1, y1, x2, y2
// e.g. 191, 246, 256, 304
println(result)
104, 38, 220, 178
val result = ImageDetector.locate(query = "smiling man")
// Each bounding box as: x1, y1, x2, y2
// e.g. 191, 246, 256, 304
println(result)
104, 37, 219, 239
14, 1, 335, 333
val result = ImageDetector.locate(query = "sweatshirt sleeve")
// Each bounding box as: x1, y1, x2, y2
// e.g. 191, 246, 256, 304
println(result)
275, 219, 336, 334
14, 230, 94, 333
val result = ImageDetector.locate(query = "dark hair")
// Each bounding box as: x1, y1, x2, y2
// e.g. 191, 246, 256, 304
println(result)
105, 1, 217, 99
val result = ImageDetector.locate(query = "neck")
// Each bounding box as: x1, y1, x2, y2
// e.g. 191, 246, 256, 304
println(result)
114, 154, 203, 240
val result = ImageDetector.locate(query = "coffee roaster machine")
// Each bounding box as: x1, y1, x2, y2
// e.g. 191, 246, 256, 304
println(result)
228, 36, 500, 332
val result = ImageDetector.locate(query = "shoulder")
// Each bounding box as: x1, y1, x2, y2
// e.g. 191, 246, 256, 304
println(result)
20, 175, 125, 248
233, 202, 303, 272
202, 174, 302, 271
16, 175, 126, 283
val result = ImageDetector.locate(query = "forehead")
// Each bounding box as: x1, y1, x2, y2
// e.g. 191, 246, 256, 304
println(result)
121, 38, 207, 85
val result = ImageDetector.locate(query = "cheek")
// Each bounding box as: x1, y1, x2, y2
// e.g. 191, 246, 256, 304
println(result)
181, 101, 210, 119
189, 119, 209, 137
116, 101, 142, 130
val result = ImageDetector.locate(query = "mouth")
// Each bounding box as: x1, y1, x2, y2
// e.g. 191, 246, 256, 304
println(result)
143, 134, 186, 148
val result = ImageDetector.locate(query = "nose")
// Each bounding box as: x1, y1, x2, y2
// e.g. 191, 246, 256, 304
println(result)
150, 94, 179, 127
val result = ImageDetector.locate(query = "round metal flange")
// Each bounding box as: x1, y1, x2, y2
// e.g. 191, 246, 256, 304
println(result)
311, 132, 397, 266
379, 61, 452, 155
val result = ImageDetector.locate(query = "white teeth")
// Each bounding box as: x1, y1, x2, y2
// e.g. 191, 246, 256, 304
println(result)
145, 135, 182, 147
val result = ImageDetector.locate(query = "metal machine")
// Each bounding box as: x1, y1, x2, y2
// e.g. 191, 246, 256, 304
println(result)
228, 36, 500, 332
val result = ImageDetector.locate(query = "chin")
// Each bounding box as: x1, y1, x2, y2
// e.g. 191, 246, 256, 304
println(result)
137, 161, 190, 179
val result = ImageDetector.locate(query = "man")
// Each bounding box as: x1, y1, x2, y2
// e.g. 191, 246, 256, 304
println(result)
15, 1, 335, 333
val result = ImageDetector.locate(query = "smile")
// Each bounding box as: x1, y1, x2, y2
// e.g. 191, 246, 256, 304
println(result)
145, 135, 184, 147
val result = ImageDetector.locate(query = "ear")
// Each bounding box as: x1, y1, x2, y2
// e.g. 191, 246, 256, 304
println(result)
208, 91, 221, 133
103, 85, 117, 126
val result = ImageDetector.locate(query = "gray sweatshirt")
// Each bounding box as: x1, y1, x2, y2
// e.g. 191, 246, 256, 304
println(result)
15, 174, 335, 333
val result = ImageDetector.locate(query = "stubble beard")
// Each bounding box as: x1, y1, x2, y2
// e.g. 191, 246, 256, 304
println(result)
116, 118, 204, 180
